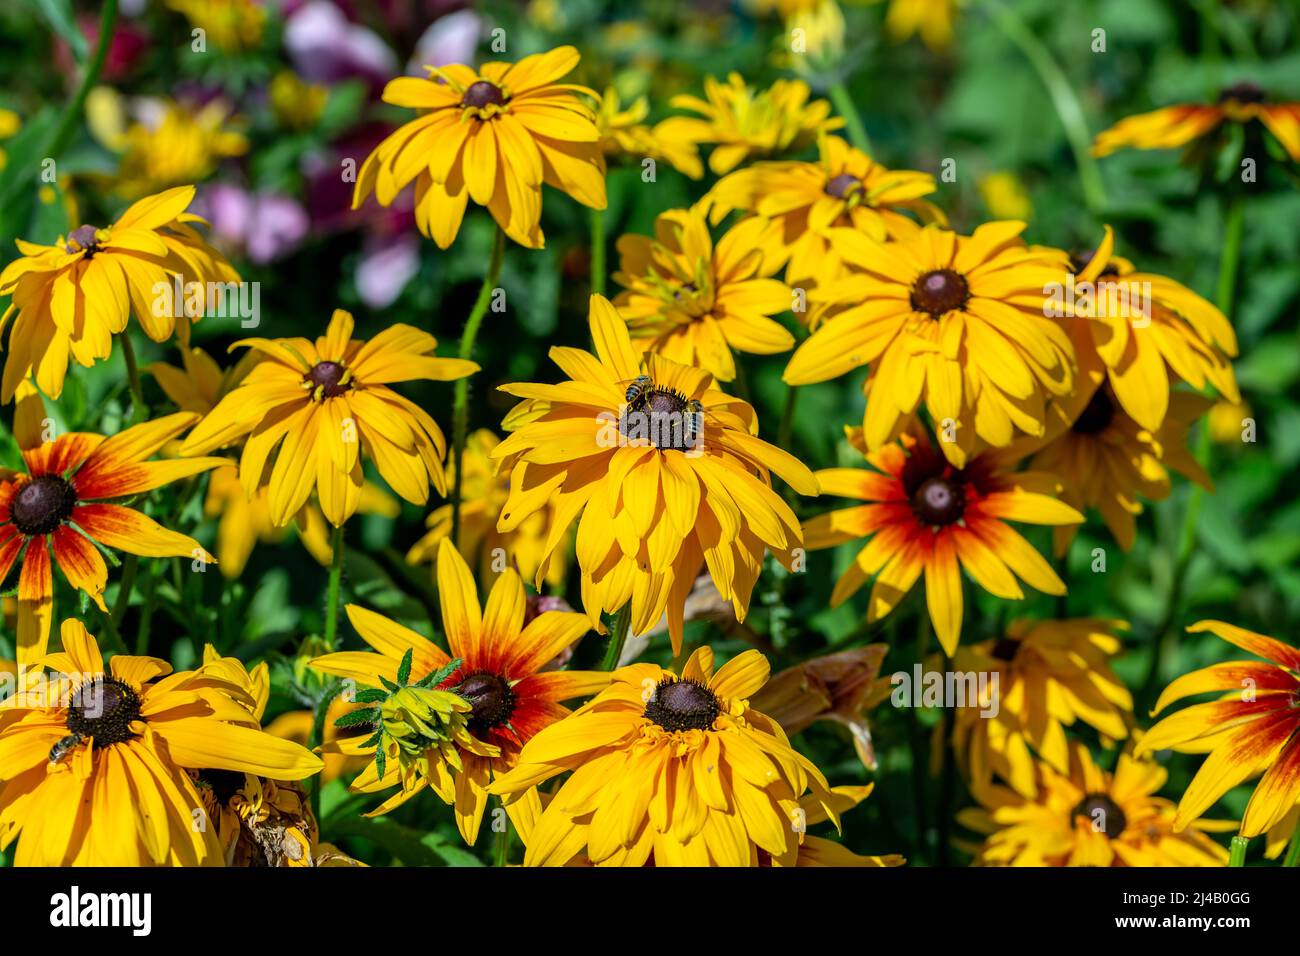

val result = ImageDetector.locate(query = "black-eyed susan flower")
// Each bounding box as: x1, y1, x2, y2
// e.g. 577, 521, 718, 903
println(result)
1025, 382, 1212, 555
1093, 82, 1300, 163
1059, 227, 1239, 432
656, 74, 844, 176
489, 646, 841, 866
405, 428, 570, 590
801, 427, 1081, 655
612, 206, 794, 382
179, 309, 476, 528
0, 408, 223, 661
109, 99, 249, 199
705, 135, 944, 289
0, 618, 322, 866
874, 0, 960, 51
353, 45, 607, 249
950, 619, 1133, 799
0, 185, 239, 402
311, 539, 607, 844
491, 295, 818, 653
151, 345, 398, 577
1138, 620, 1300, 839
594, 87, 703, 179
959, 742, 1229, 866
784, 222, 1075, 467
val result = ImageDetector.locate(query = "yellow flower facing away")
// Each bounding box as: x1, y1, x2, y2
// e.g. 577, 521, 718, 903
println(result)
491, 294, 819, 654
875, 0, 961, 52
311, 540, 607, 844
1092, 82, 1300, 162
801, 427, 1081, 655
784, 221, 1075, 468
179, 308, 478, 528
150, 345, 399, 577
594, 87, 704, 179
353, 45, 607, 249
489, 645, 902, 866
704, 134, 945, 290
657, 73, 845, 176
959, 742, 1230, 867
269, 70, 328, 131
950, 619, 1134, 800
164, 0, 267, 52
406, 428, 570, 591
0, 107, 20, 171
1138, 620, 1300, 839
1208, 398, 1253, 445
0, 619, 322, 865
1024, 383, 1212, 555
0, 185, 240, 402
613, 206, 795, 382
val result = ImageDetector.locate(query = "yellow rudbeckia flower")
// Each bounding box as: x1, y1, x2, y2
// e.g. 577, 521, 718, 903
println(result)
490, 646, 847, 866
0, 185, 239, 402
492, 294, 819, 653
353, 45, 607, 249
179, 309, 477, 528
0, 619, 322, 866
613, 206, 795, 382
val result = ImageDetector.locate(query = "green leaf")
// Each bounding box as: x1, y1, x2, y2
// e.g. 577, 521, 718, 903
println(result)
396, 647, 413, 686
31, 0, 88, 63
333, 708, 378, 729
416, 657, 463, 689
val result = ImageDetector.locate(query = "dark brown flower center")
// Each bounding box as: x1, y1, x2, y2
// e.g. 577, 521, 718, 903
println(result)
305, 361, 351, 399
456, 671, 515, 731
10, 474, 77, 536
990, 637, 1021, 662
620, 383, 704, 452
825, 173, 862, 199
1218, 82, 1265, 105
911, 476, 965, 526
462, 80, 506, 109
910, 269, 969, 317
202, 769, 248, 804
66, 677, 142, 747
644, 678, 720, 732
66, 224, 101, 256
1071, 388, 1115, 435
1073, 793, 1126, 839
1069, 248, 1119, 277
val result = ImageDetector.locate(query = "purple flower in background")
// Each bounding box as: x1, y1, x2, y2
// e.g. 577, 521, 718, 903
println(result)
409, 9, 480, 73
198, 184, 310, 265
356, 233, 420, 309
284, 1, 397, 86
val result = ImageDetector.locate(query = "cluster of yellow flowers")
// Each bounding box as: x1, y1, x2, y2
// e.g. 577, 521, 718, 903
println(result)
0, 38, 1293, 869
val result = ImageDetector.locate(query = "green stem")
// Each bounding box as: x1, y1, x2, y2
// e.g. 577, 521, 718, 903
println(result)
601, 602, 634, 670
133, 567, 159, 656
308, 680, 343, 824
1282, 827, 1300, 867
451, 227, 506, 548
494, 798, 512, 866
1229, 834, 1249, 867
45, 0, 118, 161
986, 0, 1106, 214
827, 81, 872, 155
323, 524, 345, 649
120, 333, 147, 424
112, 554, 138, 629
590, 206, 606, 298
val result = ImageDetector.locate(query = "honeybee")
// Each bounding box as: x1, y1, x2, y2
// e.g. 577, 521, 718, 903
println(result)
48, 733, 83, 765
624, 375, 652, 405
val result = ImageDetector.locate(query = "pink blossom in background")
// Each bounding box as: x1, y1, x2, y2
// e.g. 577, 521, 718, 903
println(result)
198, 184, 310, 265
409, 9, 481, 73
283, 1, 397, 86
356, 233, 420, 309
